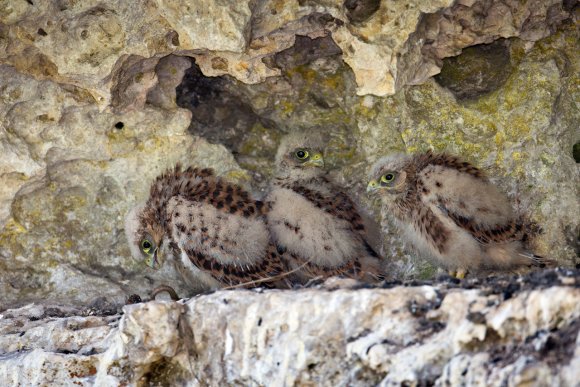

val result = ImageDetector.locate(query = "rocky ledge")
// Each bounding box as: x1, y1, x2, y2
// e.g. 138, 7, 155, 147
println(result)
0, 269, 578, 386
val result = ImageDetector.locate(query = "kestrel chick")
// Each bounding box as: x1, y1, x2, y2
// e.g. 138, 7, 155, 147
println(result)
266, 131, 383, 282
367, 151, 549, 277
125, 165, 289, 290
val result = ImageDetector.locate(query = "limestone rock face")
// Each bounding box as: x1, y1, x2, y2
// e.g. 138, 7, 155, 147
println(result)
0, 62, 249, 307
0, 2, 578, 385
1, 0, 572, 99
0, 272, 579, 386
0, 0, 578, 372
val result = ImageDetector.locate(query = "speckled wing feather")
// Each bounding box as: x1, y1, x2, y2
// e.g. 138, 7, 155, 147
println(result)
414, 151, 487, 180
287, 179, 378, 252
145, 165, 215, 231
167, 171, 287, 288
415, 156, 524, 245
277, 179, 381, 279
288, 180, 362, 226
439, 206, 524, 244
180, 240, 288, 288
285, 251, 367, 279
186, 173, 267, 218
167, 237, 288, 288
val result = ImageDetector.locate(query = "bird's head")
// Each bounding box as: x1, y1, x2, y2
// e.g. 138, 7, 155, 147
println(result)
124, 204, 166, 270
275, 130, 325, 180
367, 154, 409, 198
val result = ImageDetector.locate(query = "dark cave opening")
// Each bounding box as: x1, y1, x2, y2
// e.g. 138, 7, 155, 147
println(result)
175, 58, 271, 152
434, 39, 513, 101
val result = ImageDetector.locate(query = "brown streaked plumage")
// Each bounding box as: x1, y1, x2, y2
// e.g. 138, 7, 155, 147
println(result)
124, 164, 289, 290
266, 131, 384, 283
368, 151, 550, 276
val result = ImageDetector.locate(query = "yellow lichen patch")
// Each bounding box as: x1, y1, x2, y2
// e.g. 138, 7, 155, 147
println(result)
238, 122, 282, 158
0, 218, 27, 251
277, 100, 295, 116
55, 189, 88, 212
285, 65, 317, 85
223, 169, 251, 185
354, 99, 379, 120
321, 72, 346, 90
325, 130, 360, 169
509, 151, 528, 179
2, 217, 27, 234
503, 114, 532, 139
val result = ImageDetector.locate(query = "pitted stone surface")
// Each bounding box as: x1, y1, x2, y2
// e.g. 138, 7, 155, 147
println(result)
1, 272, 579, 386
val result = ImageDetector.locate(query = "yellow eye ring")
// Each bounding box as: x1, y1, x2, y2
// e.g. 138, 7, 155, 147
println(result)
295, 149, 309, 160
141, 239, 153, 254
381, 173, 395, 183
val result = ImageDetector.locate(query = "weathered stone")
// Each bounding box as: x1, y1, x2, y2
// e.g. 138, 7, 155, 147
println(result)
397, 0, 571, 91
0, 64, 249, 309
343, 0, 381, 24
3, 0, 569, 100
1, 2, 577, 308
153, 0, 252, 52
0, 2, 578, 382
1, 271, 579, 385
435, 39, 513, 100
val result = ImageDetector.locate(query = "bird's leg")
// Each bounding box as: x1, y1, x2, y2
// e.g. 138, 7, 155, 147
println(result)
448, 268, 468, 279
150, 285, 180, 301
302, 275, 325, 288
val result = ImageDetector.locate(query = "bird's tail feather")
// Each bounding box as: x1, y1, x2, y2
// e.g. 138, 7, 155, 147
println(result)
486, 242, 557, 269
517, 251, 557, 268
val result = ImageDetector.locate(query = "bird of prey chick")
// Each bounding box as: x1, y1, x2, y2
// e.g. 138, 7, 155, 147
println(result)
367, 151, 549, 277
125, 165, 289, 290
266, 130, 384, 282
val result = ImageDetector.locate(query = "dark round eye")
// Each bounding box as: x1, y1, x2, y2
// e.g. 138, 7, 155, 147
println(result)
381, 173, 395, 183
141, 239, 153, 253
295, 149, 309, 160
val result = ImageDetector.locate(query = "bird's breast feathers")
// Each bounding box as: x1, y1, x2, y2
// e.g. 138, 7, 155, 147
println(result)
267, 187, 359, 267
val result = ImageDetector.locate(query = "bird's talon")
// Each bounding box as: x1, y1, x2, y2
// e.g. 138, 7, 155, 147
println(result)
150, 285, 180, 301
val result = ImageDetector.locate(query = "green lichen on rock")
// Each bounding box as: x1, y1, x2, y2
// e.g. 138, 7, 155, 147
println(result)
0, 71, 250, 307
0, 4, 577, 308
186, 21, 578, 277
435, 39, 514, 100
350, 22, 579, 269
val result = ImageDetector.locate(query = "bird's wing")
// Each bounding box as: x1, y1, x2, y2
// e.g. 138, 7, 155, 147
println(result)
290, 184, 383, 262
185, 176, 267, 218
169, 176, 287, 288
418, 165, 522, 244
186, 242, 289, 288
289, 184, 368, 235
436, 202, 523, 244
283, 250, 376, 280
170, 236, 289, 289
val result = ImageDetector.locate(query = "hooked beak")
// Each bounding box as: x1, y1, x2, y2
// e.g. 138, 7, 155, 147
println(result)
145, 248, 160, 270
303, 153, 324, 168
367, 179, 380, 193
